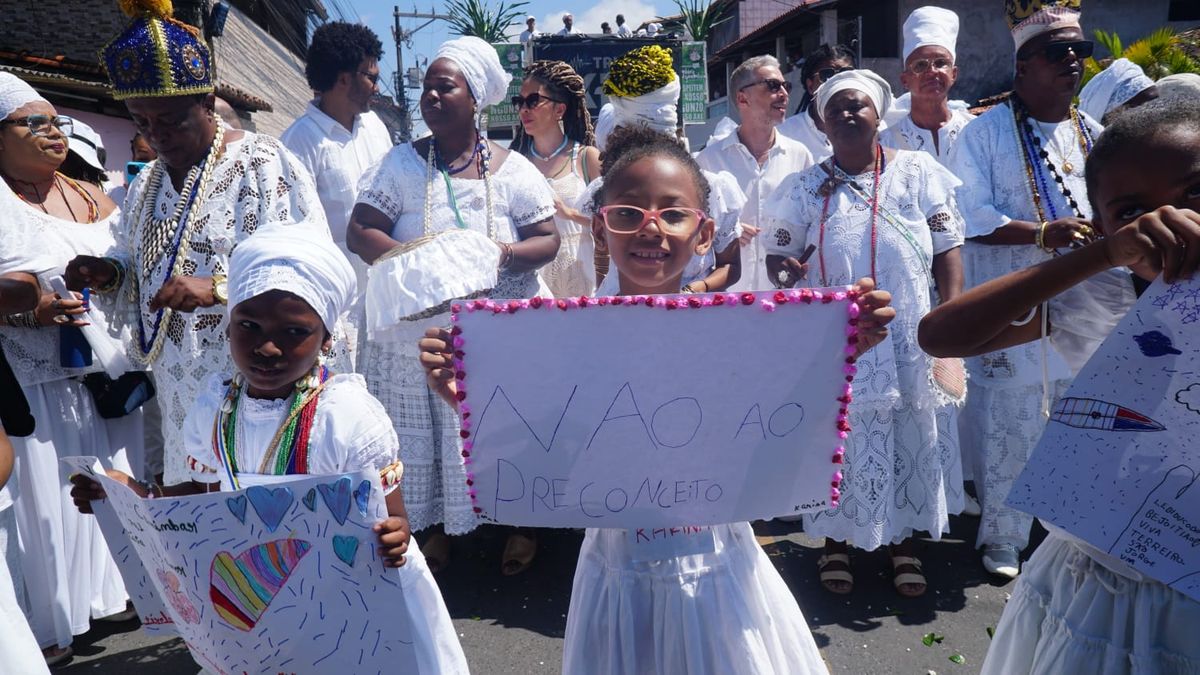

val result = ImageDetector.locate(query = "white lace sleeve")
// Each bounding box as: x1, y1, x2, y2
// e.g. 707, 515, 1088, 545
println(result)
356, 145, 410, 223
914, 155, 966, 255
501, 153, 557, 229
316, 375, 401, 483
946, 116, 1011, 238
249, 135, 329, 234
762, 171, 816, 258
704, 170, 745, 251
183, 373, 225, 485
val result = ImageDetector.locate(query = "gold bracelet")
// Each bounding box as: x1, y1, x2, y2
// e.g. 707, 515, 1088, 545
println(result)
1035, 221, 1049, 251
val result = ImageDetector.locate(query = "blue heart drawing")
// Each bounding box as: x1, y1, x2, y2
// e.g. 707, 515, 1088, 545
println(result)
302, 488, 317, 512
353, 480, 371, 518
317, 477, 352, 526
332, 535, 359, 567
226, 495, 248, 524
245, 486, 294, 533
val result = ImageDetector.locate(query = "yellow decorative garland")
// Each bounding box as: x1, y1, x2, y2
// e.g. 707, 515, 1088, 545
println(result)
603, 45, 676, 99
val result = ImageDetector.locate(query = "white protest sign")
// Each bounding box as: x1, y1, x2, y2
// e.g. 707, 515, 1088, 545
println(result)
1008, 276, 1200, 600
61, 458, 423, 674
450, 289, 858, 528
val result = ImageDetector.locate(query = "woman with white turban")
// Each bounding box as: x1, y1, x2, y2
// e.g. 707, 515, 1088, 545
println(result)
1079, 58, 1157, 124
763, 69, 966, 598
347, 36, 559, 573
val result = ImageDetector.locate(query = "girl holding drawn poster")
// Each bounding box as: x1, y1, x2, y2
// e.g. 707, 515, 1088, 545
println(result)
919, 98, 1200, 674
70, 224, 468, 672
419, 125, 897, 674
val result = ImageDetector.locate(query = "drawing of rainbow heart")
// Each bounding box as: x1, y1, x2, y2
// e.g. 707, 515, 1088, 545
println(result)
1050, 397, 1166, 432
210, 538, 312, 631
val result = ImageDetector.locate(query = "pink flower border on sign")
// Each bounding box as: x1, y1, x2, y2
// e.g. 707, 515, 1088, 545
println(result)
448, 288, 861, 516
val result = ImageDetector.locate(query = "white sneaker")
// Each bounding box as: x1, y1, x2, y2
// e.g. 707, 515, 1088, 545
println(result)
982, 544, 1020, 578
962, 493, 981, 517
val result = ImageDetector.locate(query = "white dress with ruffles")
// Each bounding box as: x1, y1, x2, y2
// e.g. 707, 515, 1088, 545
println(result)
764, 150, 966, 549
355, 144, 556, 534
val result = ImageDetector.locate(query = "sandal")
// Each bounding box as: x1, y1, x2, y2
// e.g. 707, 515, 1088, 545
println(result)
891, 554, 927, 597
501, 530, 537, 576
421, 531, 451, 574
43, 645, 73, 667
817, 553, 854, 594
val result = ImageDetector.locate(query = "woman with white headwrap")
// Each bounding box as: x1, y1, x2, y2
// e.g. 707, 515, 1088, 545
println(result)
763, 69, 966, 598
70, 224, 469, 673
347, 36, 558, 572
1079, 58, 1157, 124
0, 72, 142, 664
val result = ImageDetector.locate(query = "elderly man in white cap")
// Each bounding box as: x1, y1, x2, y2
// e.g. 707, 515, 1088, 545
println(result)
519, 15, 539, 43
947, 0, 1130, 579
696, 55, 813, 292
557, 12, 582, 36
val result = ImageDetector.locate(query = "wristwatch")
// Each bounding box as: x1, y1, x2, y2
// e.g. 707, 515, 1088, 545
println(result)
212, 274, 229, 305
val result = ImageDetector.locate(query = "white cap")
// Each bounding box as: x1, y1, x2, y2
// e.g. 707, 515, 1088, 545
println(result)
68, 117, 105, 171
526, 15, 535, 21
902, 6, 959, 62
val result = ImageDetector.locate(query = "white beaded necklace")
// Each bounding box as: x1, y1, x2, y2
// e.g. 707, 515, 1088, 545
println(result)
423, 135, 496, 240
130, 124, 226, 366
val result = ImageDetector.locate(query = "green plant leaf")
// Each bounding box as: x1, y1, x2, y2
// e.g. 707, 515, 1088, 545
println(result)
949, 654, 966, 665
445, 0, 528, 42
922, 632, 944, 647
986, 626, 995, 639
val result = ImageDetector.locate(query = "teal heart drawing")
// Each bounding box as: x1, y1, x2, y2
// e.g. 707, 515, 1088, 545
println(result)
332, 534, 359, 567
245, 486, 293, 533
302, 488, 317, 512
317, 476, 352, 526
226, 495, 248, 524
354, 480, 371, 518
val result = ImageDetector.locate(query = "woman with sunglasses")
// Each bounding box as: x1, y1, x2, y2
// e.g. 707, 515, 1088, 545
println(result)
764, 70, 967, 599
512, 60, 602, 299
0, 73, 142, 666
347, 37, 558, 574
778, 43, 857, 162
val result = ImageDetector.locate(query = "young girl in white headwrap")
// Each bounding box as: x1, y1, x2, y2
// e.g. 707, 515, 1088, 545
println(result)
70, 224, 468, 672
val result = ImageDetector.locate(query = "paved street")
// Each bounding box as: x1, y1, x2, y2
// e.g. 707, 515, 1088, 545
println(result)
61, 514, 1035, 674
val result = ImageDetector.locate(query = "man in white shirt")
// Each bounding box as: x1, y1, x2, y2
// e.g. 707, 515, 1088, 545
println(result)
696, 55, 814, 292
280, 22, 393, 359
519, 16, 539, 44
557, 13, 582, 36
615, 14, 632, 37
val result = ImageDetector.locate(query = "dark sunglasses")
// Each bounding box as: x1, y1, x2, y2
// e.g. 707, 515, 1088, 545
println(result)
817, 66, 855, 83
740, 78, 793, 93
510, 93, 563, 110
1029, 40, 1094, 63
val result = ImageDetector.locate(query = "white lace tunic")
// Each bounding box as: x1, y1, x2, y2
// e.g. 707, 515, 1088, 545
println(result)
112, 132, 330, 485
879, 109, 975, 166
540, 144, 596, 298
354, 143, 556, 534
764, 150, 965, 548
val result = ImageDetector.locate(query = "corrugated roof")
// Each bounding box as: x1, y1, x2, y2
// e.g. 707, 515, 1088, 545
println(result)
714, 0, 834, 59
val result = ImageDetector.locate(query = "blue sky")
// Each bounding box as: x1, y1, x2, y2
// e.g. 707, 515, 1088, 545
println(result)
342, 0, 668, 131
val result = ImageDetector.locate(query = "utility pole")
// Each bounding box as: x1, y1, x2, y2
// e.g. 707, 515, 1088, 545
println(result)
392, 6, 450, 142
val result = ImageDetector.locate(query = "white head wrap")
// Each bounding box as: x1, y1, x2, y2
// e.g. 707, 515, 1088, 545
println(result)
433, 36, 510, 108
598, 79, 681, 151
903, 6, 959, 62
815, 69, 894, 122
229, 224, 356, 333
0, 72, 48, 119
1012, 6, 1081, 51
1079, 58, 1155, 121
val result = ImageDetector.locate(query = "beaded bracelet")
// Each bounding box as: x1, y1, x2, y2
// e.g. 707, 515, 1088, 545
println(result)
93, 257, 126, 293
498, 241, 514, 270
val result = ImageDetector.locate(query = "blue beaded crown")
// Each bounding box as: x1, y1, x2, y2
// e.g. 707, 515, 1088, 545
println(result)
99, 5, 214, 100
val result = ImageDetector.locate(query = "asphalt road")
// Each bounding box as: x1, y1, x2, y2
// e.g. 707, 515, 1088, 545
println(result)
59, 514, 1038, 674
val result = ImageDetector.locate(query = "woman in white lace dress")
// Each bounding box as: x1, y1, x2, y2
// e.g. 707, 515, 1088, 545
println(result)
764, 70, 965, 598
513, 60, 602, 299
347, 37, 558, 572
0, 76, 142, 664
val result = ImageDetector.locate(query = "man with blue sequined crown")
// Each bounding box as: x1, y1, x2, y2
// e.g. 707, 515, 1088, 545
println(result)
68, 0, 335, 486
946, 0, 1135, 579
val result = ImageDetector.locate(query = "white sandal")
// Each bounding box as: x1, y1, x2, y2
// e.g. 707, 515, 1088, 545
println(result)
818, 553, 854, 594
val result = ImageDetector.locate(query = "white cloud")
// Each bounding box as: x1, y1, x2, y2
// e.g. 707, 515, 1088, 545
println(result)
542, 0, 663, 35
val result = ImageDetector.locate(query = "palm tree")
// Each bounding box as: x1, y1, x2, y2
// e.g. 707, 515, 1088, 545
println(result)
445, 0, 528, 43
1083, 27, 1200, 85
672, 0, 732, 42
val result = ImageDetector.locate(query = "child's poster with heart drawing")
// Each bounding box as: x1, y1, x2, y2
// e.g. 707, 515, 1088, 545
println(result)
62, 457, 420, 674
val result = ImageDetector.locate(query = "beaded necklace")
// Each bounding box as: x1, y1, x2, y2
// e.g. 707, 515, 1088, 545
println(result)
212, 365, 331, 490
529, 133, 569, 161
3, 172, 99, 222
438, 134, 483, 175
817, 144, 883, 286
423, 135, 496, 239
1011, 100, 1092, 223
130, 125, 225, 366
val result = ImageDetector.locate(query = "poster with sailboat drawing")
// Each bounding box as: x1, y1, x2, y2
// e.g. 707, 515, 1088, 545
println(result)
1008, 276, 1200, 601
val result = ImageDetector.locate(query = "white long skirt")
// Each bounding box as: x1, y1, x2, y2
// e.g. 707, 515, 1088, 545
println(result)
0, 506, 47, 673
805, 401, 962, 550
563, 522, 828, 675
982, 533, 1200, 675
9, 379, 142, 648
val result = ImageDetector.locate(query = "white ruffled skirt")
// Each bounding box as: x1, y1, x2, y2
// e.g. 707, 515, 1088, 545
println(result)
982, 533, 1200, 675
563, 522, 828, 675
